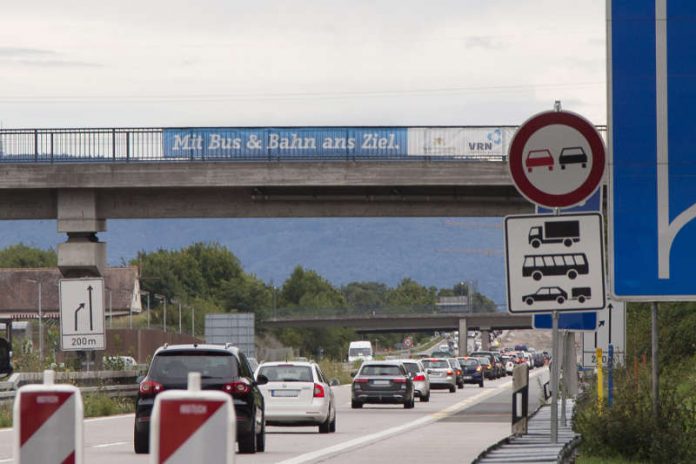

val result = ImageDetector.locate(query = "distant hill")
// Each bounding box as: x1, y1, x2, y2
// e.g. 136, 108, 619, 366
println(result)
0, 217, 506, 308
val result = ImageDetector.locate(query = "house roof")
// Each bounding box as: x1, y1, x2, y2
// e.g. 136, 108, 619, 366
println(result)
0, 267, 140, 317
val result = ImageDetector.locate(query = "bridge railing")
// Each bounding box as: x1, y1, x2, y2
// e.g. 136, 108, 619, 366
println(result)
0, 126, 607, 164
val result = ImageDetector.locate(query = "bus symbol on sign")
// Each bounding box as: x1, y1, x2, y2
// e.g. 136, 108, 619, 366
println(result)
505, 213, 605, 314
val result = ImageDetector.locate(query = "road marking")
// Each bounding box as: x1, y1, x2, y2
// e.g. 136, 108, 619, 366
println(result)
277, 369, 547, 464
92, 441, 129, 448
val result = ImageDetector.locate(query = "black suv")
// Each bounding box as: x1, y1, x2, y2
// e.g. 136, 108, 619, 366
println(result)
134, 343, 268, 454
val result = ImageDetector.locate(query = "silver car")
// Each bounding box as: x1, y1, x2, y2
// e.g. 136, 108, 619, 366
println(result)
421, 358, 456, 393
256, 361, 336, 433
399, 359, 430, 402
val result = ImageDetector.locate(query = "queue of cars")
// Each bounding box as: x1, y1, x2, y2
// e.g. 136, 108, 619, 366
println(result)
133, 341, 547, 456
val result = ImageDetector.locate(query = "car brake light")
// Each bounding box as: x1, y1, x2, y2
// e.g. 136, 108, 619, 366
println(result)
447, 370, 453, 375
354, 378, 369, 383
456, 369, 462, 375
139, 380, 164, 397
413, 374, 426, 381
224, 380, 252, 396
392, 377, 407, 384
313, 383, 325, 398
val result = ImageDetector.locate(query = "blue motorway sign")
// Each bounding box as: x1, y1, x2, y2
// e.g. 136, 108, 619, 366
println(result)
610, 1, 696, 299
533, 312, 597, 331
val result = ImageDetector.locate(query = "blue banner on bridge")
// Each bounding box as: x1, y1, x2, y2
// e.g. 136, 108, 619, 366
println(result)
163, 127, 409, 159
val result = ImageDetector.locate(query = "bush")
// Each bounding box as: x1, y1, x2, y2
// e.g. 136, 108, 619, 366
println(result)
574, 361, 696, 463
83, 394, 134, 418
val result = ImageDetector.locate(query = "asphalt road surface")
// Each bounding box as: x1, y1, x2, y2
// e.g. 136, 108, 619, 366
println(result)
0, 368, 549, 464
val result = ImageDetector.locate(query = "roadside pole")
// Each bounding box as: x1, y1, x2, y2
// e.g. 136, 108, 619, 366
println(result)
596, 347, 603, 412
652, 302, 659, 418
608, 344, 614, 407
551, 311, 559, 443
560, 331, 567, 427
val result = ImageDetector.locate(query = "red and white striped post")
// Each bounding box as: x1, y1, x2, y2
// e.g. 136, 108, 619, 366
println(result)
13, 370, 84, 464
150, 372, 235, 464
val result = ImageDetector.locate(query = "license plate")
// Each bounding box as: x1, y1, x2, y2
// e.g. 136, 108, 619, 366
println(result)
463, 376, 472, 380
271, 390, 299, 397
373, 380, 390, 385
432, 372, 443, 377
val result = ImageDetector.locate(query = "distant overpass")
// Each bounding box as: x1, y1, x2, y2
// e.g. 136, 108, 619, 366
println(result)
264, 312, 532, 334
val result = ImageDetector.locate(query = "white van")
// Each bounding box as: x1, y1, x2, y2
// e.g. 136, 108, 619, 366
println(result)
348, 340, 373, 363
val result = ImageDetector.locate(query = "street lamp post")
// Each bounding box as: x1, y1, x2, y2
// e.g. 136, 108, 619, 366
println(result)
178, 302, 182, 334
141, 291, 151, 329
192, 307, 195, 337
27, 279, 43, 363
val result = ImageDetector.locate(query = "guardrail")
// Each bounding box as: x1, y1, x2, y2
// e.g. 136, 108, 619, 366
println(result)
0, 126, 607, 164
0, 369, 143, 404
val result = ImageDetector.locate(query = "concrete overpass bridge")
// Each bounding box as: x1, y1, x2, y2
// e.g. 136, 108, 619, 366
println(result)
264, 312, 533, 354
0, 125, 604, 277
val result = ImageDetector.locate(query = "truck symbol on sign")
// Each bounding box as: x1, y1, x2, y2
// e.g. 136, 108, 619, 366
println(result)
528, 220, 580, 248
522, 253, 589, 281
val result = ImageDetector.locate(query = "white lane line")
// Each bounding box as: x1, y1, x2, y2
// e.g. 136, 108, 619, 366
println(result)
277, 369, 547, 464
0, 458, 11, 463
92, 441, 129, 448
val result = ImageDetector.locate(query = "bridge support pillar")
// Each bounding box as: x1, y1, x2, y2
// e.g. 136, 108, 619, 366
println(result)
458, 318, 468, 356
481, 329, 491, 351
57, 190, 107, 277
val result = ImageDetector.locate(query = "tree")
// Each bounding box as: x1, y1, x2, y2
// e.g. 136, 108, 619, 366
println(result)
386, 278, 437, 312
279, 266, 346, 311
343, 282, 388, 313
0, 244, 57, 268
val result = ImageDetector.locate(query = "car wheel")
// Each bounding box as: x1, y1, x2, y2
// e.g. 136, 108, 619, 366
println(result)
525, 297, 534, 305
256, 413, 266, 452
351, 400, 363, 409
420, 392, 430, 402
449, 385, 456, 393
561, 164, 566, 170
404, 397, 415, 409
557, 296, 565, 304
479, 380, 484, 388
238, 412, 257, 454
319, 409, 332, 433
133, 425, 149, 454
457, 382, 463, 389
582, 163, 587, 168
329, 412, 337, 433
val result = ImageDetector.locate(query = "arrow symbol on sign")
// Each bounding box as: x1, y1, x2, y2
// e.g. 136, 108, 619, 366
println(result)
74, 303, 85, 331
599, 320, 606, 327
87, 285, 94, 331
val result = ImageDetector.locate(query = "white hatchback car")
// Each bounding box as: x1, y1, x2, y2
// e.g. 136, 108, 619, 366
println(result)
255, 361, 336, 433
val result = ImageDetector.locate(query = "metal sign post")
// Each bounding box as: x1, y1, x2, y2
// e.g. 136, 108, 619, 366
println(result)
551, 311, 559, 443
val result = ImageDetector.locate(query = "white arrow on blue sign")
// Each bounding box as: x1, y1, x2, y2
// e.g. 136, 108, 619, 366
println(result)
610, 0, 696, 300
533, 312, 597, 331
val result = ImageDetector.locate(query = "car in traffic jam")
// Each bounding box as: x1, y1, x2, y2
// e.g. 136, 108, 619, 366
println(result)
351, 361, 416, 408
134, 343, 267, 455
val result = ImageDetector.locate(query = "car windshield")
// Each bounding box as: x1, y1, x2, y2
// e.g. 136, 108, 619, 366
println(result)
401, 363, 420, 375
422, 360, 449, 369
257, 365, 313, 382
349, 347, 372, 356
476, 357, 491, 366
360, 365, 402, 376
149, 351, 239, 382
459, 359, 478, 366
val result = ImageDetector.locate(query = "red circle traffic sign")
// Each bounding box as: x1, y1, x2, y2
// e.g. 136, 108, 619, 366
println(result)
508, 110, 605, 208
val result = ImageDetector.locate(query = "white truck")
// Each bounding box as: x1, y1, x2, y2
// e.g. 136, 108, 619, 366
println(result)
348, 340, 373, 363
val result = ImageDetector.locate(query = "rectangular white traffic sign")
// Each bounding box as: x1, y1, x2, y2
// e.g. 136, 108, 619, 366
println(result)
505, 213, 606, 313
582, 298, 626, 367
610, 1, 696, 300
59, 278, 105, 351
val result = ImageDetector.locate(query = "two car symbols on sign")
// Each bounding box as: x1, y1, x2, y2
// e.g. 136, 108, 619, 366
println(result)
521, 220, 591, 306
525, 147, 588, 173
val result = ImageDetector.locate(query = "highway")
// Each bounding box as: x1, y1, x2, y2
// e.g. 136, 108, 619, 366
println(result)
0, 368, 549, 464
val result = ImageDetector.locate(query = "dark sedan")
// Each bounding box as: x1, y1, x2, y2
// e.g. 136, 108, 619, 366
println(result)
351, 361, 415, 409
457, 357, 484, 387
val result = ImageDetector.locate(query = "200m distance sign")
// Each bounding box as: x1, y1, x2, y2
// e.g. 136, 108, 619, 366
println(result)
508, 111, 606, 208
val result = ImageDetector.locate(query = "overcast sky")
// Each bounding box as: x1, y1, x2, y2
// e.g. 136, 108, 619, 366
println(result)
0, 1, 605, 128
